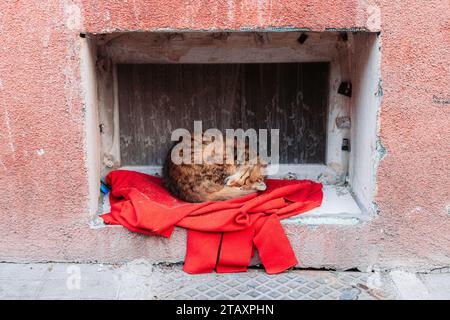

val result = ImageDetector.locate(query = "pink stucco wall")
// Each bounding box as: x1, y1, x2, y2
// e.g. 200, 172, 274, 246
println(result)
0, 0, 449, 270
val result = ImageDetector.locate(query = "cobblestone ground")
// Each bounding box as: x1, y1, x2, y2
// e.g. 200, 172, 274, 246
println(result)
0, 261, 449, 300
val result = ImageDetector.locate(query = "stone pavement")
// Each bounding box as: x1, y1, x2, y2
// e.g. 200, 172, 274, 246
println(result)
0, 260, 449, 300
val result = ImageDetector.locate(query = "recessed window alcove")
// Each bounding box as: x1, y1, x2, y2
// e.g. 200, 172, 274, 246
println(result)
84, 31, 382, 224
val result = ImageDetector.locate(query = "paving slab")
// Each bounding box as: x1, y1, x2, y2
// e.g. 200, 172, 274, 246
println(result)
418, 273, 450, 300
2, 261, 449, 300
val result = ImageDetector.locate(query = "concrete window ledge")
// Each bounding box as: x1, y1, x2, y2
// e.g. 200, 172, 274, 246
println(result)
283, 185, 369, 226
91, 176, 368, 229
87, 168, 371, 268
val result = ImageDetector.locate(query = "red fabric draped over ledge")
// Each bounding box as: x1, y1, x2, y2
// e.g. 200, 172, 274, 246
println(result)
101, 170, 323, 274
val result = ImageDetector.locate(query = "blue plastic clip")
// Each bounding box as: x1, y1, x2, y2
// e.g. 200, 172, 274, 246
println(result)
100, 181, 110, 195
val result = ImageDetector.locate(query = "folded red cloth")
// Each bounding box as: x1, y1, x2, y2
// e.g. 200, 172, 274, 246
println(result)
101, 170, 323, 274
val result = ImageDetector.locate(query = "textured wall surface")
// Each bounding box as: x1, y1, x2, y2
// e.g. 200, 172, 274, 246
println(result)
0, 0, 449, 271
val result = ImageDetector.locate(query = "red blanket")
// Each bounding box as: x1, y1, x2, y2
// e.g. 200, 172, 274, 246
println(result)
101, 170, 323, 274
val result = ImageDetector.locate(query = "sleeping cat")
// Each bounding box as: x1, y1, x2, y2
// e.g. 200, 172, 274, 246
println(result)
163, 135, 267, 203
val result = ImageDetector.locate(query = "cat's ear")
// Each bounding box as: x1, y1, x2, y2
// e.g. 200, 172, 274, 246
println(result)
252, 181, 267, 191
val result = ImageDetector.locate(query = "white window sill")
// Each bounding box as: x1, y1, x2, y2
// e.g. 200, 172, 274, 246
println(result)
283, 185, 369, 226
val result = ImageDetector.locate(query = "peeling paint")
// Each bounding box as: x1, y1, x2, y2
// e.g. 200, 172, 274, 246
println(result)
366, 4, 381, 31
376, 79, 384, 97
375, 138, 387, 161
64, 1, 82, 31
287, 217, 361, 226
325, 27, 369, 32
88, 26, 314, 34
